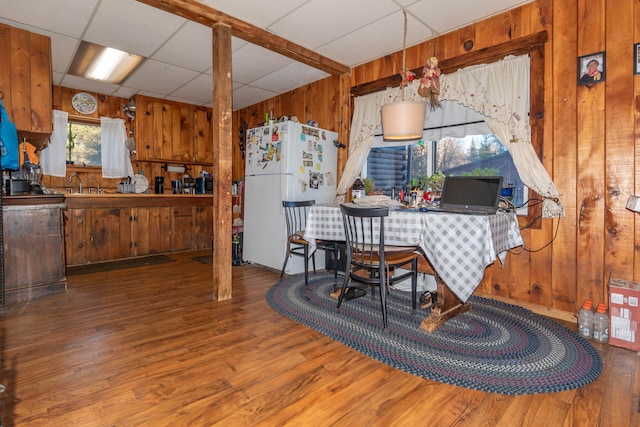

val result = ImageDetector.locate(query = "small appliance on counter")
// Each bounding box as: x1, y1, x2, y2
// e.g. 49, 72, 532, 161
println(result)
5, 178, 30, 195
195, 175, 213, 194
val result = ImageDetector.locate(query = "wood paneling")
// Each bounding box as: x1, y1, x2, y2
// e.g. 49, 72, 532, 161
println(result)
231, 74, 345, 183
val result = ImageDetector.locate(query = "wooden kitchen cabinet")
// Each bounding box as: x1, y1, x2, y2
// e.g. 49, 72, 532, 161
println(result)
0, 23, 52, 148
134, 95, 193, 162
194, 205, 213, 249
3, 197, 67, 302
88, 208, 123, 263
172, 206, 193, 252
64, 196, 213, 267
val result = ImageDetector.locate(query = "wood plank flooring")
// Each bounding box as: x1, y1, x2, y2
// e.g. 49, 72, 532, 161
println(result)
0, 251, 638, 426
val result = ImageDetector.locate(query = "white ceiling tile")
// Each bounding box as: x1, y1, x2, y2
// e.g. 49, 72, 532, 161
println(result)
267, 0, 398, 50
59, 74, 120, 95
318, 11, 434, 67
170, 74, 214, 104
412, 0, 531, 34
152, 22, 213, 73
137, 89, 167, 100
232, 44, 292, 85
84, 0, 186, 57
113, 87, 138, 100
52, 71, 65, 86
0, 0, 98, 38
196, 0, 308, 28
49, 33, 79, 74
124, 60, 200, 95
251, 63, 329, 93
233, 85, 279, 110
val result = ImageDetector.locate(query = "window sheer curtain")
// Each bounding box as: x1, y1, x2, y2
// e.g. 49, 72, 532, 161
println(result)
101, 117, 133, 179
440, 55, 563, 217
39, 109, 68, 177
337, 54, 563, 217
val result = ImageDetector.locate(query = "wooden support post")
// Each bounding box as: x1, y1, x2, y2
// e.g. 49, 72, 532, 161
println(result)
211, 22, 233, 301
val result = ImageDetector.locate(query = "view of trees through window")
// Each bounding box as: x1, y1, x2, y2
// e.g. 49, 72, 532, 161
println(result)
67, 122, 101, 166
366, 134, 526, 210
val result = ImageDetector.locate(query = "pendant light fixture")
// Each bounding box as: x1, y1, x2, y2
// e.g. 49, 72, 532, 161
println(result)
381, 10, 426, 141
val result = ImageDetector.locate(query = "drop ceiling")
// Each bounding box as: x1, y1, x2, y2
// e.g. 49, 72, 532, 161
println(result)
0, 0, 531, 111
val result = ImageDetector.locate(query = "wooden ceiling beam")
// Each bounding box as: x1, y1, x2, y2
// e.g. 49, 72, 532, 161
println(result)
137, 0, 350, 76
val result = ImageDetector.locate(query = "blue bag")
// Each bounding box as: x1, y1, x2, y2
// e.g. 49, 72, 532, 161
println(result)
0, 98, 19, 170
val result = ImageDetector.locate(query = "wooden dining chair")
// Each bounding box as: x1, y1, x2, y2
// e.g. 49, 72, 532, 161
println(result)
337, 203, 419, 328
280, 200, 338, 287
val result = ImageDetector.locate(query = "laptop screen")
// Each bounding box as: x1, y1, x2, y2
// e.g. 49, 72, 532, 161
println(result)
439, 176, 504, 212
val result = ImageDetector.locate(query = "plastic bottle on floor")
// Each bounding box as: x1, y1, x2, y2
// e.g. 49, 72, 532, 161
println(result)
592, 303, 609, 343
578, 300, 594, 339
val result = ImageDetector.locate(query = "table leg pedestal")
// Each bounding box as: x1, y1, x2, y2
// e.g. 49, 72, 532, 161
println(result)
420, 281, 470, 332
417, 255, 470, 333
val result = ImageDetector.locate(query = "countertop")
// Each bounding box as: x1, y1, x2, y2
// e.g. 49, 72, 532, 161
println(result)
2, 194, 66, 206
63, 192, 214, 208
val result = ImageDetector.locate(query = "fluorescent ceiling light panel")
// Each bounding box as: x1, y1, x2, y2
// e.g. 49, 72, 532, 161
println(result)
69, 41, 145, 84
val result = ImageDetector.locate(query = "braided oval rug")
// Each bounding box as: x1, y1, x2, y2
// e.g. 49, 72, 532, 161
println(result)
266, 272, 602, 395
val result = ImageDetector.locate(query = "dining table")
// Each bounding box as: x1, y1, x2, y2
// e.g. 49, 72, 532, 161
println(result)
303, 203, 524, 331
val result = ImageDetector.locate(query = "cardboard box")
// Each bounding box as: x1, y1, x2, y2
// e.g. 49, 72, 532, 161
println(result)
609, 278, 640, 351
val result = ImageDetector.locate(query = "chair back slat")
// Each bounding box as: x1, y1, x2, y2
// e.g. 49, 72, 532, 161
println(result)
283, 200, 315, 238
340, 204, 389, 271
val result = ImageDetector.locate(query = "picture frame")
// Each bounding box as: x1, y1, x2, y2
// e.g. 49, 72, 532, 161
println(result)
578, 51, 606, 85
635, 43, 640, 75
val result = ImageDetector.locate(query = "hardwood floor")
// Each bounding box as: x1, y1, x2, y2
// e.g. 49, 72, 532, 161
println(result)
0, 251, 638, 426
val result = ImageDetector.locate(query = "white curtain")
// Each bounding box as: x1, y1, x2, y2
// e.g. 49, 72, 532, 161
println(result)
39, 110, 68, 177
440, 55, 563, 217
101, 117, 133, 178
337, 54, 564, 217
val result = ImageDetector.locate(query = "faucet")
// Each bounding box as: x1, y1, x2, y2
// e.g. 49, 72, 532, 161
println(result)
87, 176, 101, 194
68, 174, 82, 194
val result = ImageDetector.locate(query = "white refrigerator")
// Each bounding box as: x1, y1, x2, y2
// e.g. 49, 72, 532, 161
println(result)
243, 121, 338, 274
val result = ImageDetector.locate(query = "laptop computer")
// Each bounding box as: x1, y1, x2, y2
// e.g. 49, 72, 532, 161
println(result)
427, 176, 504, 215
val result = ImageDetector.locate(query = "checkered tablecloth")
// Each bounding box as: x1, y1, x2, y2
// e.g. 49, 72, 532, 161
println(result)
304, 204, 523, 302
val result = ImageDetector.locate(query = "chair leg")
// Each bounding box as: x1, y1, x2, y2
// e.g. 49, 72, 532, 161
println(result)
333, 244, 339, 280
303, 244, 309, 286
411, 258, 418, 312
280, 254, 289, 280
336, 274, 351, 309
311, 249, 317, 275
380, 268, 388, 328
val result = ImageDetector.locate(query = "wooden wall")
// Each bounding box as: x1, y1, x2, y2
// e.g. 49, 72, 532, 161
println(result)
45, 87, 212, 192
231, 75, 348, 183
232, 0, 640, 317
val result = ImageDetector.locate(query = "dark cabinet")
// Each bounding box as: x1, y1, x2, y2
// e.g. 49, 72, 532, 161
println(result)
3, 197, 67, 302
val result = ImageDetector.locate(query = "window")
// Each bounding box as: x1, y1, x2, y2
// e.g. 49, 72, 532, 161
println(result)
366, 134, 527, 213
67, 121, 101, 166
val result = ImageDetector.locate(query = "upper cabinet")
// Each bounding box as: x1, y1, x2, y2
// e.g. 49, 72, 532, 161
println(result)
134, 95, 213, 165
135, 95, 192, 163
0, 23, 52, 148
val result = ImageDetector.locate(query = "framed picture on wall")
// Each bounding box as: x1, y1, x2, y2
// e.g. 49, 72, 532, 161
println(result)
635, 43, 640, 74
578, 52, 606, 85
